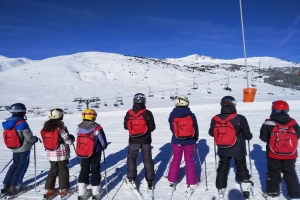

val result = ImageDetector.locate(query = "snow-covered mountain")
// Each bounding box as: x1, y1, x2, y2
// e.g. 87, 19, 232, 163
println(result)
0, 52, 299, 110
0, 56, 34, 71
0, 52, 299, 200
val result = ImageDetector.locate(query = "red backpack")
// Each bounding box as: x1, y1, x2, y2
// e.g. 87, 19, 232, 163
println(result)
269, 119, 298, 156
173, 115, 195, 140
3, 120, 25, 149
40, 128, 60, 151
213, 113, 237, 148
76, 125, 102, 158
127, 109, 148, 137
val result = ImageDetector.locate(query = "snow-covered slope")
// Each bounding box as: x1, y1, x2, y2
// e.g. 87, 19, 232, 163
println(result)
0, 51, 299, 200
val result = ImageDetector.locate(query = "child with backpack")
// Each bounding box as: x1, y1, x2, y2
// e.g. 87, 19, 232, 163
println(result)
167, 95, 199, 193
208, 96, 253, 200
123, 93, 156, 190
76, 109, 107, 200
259, 100, 300, 200
40, 108, 75, 198
1, 103, 39, 196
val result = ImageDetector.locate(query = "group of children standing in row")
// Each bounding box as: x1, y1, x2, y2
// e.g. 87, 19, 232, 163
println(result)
1, 94, 300, 200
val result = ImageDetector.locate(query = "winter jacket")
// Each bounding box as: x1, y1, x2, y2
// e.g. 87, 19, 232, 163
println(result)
46, 122, 74, 161
2, 115, 36, 152
208, 106, 253, 157
168, 107, 199, 145
76, 120, 108, 152
124, 103, 156, 144
260, 111, 300, 159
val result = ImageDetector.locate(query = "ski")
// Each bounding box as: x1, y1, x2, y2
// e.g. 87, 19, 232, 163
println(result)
2, 182, 44, 200
163, 164, 184, 200
77, 189, 92, 200
251, 185, 268, 200
116, 168, 144, 200
183, 170, 211, 200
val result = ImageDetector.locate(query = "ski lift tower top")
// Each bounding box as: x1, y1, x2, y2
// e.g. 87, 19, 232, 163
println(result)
73, 97, 100, 109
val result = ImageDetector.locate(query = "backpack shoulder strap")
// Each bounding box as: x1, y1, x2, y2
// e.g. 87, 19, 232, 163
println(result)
128, 109, 146, 117
212, 115, 222, 122
92, 125, 102, 133
286, 118, 297, 127
225, 113, 237, 121
13, 120, 26, 128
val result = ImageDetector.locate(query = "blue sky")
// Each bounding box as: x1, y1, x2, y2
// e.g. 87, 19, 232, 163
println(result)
0, 0, 299, 62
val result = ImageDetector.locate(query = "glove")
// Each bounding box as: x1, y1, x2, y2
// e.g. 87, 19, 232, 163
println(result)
69, 134, 75, 143
33, 136, 39, 143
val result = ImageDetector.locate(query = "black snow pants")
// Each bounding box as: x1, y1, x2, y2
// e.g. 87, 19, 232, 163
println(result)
266, 157, 300, 198
78, 151, 102, 186
127, 143, 155, 182
216, 156, 251, 189
45, 160, 70, 190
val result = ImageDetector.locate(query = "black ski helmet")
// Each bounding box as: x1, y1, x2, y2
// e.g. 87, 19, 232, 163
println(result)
133, 93, 146, 104
220, 96, 236, 107
9, 103, 27, 116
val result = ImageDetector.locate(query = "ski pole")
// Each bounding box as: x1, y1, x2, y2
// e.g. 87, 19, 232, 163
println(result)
195, 144, 202, 179
103, 150, 109, 200
164, 151, 173, 178
72, 144, 81, 164
195, 144, 209, 190
34, 143, 37, 192
0, 159, 13, 174
214, 142, 218, 172
247, 140, 254, 196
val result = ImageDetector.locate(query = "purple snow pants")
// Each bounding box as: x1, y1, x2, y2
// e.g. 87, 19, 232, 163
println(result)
168, 143, 197, 185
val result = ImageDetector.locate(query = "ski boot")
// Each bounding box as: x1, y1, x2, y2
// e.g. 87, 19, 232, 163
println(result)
218, 188, 226, 200
91, 185, 101, 200
241, 180, 254, 199
267, 192, 280, 200
127, 178, 137, 190
8, 185, 22, 195
0, 184, 9, 194
147, 181, 153, 190
43, 189, 58, 199
59, 189, 71, 197
169, 182, 176, 191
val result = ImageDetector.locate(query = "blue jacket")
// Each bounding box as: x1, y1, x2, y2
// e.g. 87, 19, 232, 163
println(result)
76, 120, 107, 152
2, 116, 35, 152
168, 107, 199, 145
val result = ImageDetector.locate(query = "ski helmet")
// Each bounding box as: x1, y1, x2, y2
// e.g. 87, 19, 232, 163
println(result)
9, 103, 26, 116
133, 93, 146, 104
220, 96, 236, 107
82, 109, 97, 121
272, 100, 289, 113
175, 95, 189, 107
48, 108, 64, 120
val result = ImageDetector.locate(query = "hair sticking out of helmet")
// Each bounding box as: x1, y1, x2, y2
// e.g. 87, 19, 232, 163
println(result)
175, 95, 189, 107
48, 108, 64, 120
82, 109, 97, 121
272, 100, 289, 114
9, 103, 27, 116
220, 96, 236, 107
133, 93, 146, 104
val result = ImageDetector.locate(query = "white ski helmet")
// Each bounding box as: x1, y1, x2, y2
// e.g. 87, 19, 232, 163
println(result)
175, 95, 189, 107
48, 108, 64, 120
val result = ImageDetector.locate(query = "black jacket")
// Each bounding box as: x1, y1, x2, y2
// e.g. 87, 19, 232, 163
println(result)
124, 103, 156, 144
209, 105, 253, 157
259, 111, 300, 158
